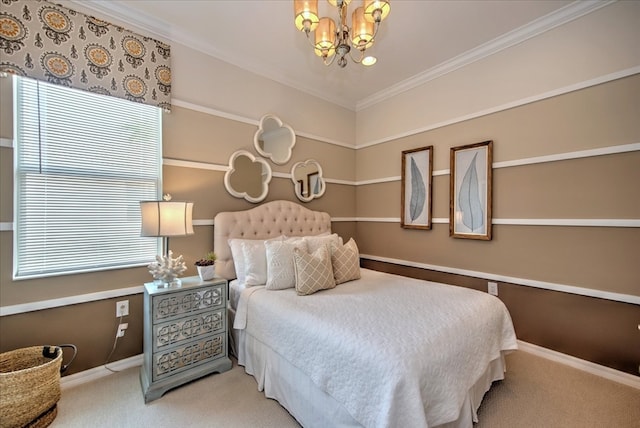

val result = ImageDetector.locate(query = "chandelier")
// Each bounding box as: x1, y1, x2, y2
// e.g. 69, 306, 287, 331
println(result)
293, 0, 391, 68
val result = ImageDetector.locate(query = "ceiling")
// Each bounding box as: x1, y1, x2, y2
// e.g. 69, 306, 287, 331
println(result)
75, 0, 576, 110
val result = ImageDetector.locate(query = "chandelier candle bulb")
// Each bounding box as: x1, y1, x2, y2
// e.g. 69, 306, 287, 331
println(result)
294, 0, 320, 32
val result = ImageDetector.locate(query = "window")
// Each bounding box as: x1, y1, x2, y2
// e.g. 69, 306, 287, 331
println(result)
14, 76, 162, 279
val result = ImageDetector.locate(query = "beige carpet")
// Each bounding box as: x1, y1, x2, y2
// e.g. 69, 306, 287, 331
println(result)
51, 351, 640, 428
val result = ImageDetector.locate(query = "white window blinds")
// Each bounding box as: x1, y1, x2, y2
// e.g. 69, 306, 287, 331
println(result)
14, 76, 162, 279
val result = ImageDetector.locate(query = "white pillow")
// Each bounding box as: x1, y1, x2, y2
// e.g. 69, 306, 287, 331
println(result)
304, 233, 342, 254
228, 236, 283, 283
331, 238, 361, 285
293, 246, 336, 296
242, 241, 268, 286
265, 240, 308, 290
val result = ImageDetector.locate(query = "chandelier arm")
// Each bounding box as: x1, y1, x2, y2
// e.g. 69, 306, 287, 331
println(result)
323, 54, 337, 66
347, 47, 366, 64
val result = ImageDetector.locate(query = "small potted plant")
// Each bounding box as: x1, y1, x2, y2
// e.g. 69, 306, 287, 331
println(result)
194, 251, 217, 281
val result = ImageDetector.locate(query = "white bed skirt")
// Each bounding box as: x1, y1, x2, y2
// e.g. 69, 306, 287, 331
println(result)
235, 326, 507, 428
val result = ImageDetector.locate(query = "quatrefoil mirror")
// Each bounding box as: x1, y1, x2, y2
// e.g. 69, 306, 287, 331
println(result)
254, 114, 296, 165
291, 159, 325, 202
224, 150, 272, 203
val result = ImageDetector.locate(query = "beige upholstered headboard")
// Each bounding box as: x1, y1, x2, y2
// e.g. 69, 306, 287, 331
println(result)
214, 200, 332, 280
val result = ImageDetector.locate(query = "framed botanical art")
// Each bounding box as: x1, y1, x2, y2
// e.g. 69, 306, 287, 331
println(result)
450, 140, 493, 240
401, 146, 433, 229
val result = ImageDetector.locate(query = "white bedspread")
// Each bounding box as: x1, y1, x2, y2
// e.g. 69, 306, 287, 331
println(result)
234, 269, 517, 427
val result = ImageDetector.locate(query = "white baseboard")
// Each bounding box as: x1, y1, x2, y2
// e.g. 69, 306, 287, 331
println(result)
517, 340, 640, 390
60, 354, 142, 390
59, 343, 639, 391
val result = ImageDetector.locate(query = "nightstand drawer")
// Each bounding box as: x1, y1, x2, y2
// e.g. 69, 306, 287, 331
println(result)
153, 333, 226, 381
152, 284, 224, 322
153, 309, 225, 352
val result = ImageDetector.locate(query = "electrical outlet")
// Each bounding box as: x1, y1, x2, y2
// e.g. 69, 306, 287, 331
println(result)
488, 282, 498, 296
116, 323, 128, 338
116, 300, 129, 317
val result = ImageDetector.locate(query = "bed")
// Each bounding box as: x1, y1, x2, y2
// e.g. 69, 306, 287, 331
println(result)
214, 200, 517, 428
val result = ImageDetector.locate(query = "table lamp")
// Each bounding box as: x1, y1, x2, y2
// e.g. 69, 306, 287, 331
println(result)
140, 194, 194, 287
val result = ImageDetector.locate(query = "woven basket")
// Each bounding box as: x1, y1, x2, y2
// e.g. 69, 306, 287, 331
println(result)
0, 345, 76, 428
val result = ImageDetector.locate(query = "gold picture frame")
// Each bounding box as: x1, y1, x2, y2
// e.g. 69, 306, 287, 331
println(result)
401, 146, 433, 229
450, 140, 493, 240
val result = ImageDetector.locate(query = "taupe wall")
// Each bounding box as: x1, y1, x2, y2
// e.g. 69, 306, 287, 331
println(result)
354, 75, 640, 375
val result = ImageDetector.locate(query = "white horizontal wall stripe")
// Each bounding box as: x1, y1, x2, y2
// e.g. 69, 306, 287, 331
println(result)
360, 254, 640, 305
192, 219, 214, 226
493, 219, 640, 227
163, 158, 228, 172
356, 176, 400, 186
493, 142, 640, 169
0, 138, 12, 148
357, 217, 400, 223
331, 217, 356, 222
357, 218, 640, 228
325, 177, 356, 186
0, 285, 145, 317
172, 99, 257, 127
3, 218, 637, 232
357, 67, 640, 149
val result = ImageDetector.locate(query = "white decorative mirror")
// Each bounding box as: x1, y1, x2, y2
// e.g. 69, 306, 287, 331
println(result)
254, 114, 296, 165
224, 150, 272, 203
291, 159, 325, 202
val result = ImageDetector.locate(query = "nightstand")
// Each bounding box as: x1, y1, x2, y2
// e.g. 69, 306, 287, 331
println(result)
140, 276, 232, 403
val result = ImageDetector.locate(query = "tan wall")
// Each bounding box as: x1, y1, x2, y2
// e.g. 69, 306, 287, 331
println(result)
355, 75, 640, 375
0, 76, 356, 372
355, 75, 640, 297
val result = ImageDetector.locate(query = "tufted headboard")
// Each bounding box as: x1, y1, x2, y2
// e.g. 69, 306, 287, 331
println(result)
214, 200, 332, 280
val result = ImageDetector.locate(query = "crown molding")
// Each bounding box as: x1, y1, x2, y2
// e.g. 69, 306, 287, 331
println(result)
355, 0, 615, 111
70, 1, 613, 113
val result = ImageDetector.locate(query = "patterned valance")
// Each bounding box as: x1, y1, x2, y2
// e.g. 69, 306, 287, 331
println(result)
0, 0, 171, 111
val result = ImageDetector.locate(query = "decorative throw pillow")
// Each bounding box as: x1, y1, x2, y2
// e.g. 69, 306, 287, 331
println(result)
265, 240, 308, 290
229, 236, 282, 283
293, 246, 336, 296
331, 238, 361, 285
304, 233, 342, 254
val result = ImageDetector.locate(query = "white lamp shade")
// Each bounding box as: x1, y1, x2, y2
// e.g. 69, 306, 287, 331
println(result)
140, 201, 194, 237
